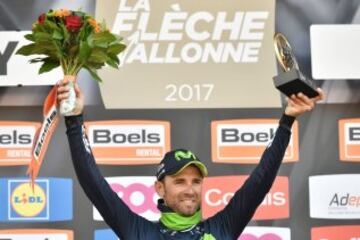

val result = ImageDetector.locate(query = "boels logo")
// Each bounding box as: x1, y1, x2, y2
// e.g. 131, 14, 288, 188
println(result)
202, 176, 289, 220
0, 229, 73, 240
211, 119, 299, 164
85, 120, 170, 164
93, 177, 160, 221
339, 118, 360, 162
311, 225, 360, 240
239, 226, 291, 240
0, 178, 72, 222
0, 121, 40, 165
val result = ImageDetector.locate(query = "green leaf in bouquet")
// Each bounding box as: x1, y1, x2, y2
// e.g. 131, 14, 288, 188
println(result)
34, 32, 53, 42
88, 48, 109, 63
92, 31, 116, 47
78, 41, 91, 63
52, 29, 63, 40
68, 45, 79, 57
107, 43, 126, 55
39, 58, 60, 74
84, 66, 102, 82
86, 61, 105, 69
16, 43, 36, 56
24, 34, 35, 42
44, 20, 61, 31
60, 24, 70, 43
29, 57, 46, 63
52, 41, 65, 59
108, 53, 119, 65
106, 58, 119, 69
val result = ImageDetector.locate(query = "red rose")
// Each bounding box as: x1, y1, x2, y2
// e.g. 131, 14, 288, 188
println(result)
65, 15, 83, 32
38, 13, 46, 25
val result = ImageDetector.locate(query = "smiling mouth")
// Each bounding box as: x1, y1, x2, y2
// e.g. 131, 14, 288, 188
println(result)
181, 199, 196, 204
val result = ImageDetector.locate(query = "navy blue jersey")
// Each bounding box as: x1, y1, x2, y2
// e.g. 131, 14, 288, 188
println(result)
65, 114, 294, 240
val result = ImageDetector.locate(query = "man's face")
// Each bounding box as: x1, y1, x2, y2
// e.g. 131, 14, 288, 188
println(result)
156, 165, 203, 217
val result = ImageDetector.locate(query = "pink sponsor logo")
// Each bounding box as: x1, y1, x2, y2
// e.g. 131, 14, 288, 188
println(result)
110, 182, 159, 214
239, 234, 282, 240
93, 176, 160, 221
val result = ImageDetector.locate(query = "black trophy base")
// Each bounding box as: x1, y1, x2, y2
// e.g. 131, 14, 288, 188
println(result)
273, 68, 319, 98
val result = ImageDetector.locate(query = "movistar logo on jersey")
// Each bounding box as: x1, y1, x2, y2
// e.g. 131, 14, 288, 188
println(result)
175, 150, 197, 161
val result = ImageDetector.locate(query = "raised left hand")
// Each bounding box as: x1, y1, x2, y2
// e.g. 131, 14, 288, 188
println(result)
285, 88, 325, 117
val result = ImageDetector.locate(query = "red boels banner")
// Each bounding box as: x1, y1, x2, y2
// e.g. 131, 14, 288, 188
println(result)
85, 120, 171, 164
0, 121, 40, 165
211, 119, 299, 164
339, 119, 360, 162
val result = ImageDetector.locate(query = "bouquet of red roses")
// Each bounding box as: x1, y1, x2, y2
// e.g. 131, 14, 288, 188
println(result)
16, 9, 126, 187
17, 9, 126, 115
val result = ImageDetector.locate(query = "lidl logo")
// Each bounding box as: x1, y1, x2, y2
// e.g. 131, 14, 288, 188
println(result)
239, 227, 291, 240
85, 120, 171, 164
311, 225, 360, 240
0, 121, 40, 165
11, 181, 48, 219
94, 229, 119, 240
93, 177, 159, 221
0, 178, 73, 222
0, 229, 73, 240
339, 119, 360, 162
202, 176, 289, 220
211, 119, 299, 163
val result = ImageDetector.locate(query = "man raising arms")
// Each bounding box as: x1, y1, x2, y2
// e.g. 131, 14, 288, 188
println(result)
58, 80, 323, 239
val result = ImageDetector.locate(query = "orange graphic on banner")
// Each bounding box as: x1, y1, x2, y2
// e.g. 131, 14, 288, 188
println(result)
311, 225, 360, 240
0, 229, 73, 239
339, 119, 360, 162
211, 119, 299, 164
202, 176, 289, 220
0, 121, 40, 165
85, 120, 171, 164
28, 86, 59, 188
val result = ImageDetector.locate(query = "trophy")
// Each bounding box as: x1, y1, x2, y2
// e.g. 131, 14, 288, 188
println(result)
273, 33, 319, 98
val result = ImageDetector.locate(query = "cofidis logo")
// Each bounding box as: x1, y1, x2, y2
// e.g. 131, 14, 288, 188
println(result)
94, 229, 118, 240
0, 121, 40, 165
239, 227, 291, 240
309, 175, 360, 219
202, 176, 289, 220
0, 229, 73, 240
339, 118, 360, 162
0, 178, 72, 222
93, 176, 160, 221
85, 120, 170, 164
311, 225, 360, 240
211, 119, 299, 163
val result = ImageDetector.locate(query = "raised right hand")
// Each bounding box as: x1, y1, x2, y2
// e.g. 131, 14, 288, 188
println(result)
57, 79, 84, 116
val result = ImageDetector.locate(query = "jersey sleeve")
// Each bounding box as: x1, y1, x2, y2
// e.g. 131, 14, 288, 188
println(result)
206, 114, 295, 238
65, 115, 153, 239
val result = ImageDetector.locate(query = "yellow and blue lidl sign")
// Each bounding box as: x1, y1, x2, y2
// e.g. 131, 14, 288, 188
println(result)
0, 178, 72, 222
